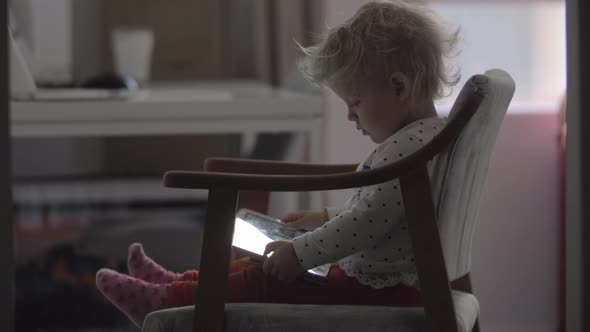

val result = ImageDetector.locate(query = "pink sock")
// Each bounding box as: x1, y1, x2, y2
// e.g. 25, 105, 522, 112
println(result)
127, 243, 180, 284
96, 268, 172, 328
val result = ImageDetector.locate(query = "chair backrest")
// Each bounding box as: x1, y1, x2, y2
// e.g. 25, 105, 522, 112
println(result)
430, 69, 515, 280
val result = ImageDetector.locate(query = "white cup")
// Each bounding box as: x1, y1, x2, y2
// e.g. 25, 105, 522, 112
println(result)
112, 28, 154, 83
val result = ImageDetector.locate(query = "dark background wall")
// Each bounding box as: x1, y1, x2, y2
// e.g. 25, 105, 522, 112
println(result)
1, 0, 15, 329
566, 0, 588, 330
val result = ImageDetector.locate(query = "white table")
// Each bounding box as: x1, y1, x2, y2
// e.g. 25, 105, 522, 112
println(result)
11, 81, 326, 210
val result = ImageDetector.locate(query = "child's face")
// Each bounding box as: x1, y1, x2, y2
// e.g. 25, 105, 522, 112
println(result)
330, 80, 410, 144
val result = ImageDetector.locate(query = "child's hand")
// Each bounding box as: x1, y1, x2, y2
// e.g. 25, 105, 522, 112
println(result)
262, 241, 306, 283
280, 210, 328, 231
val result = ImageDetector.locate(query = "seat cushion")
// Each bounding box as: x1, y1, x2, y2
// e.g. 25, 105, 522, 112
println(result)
143, 291, 478, 332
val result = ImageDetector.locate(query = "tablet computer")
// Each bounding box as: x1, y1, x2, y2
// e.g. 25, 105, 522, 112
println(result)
232, 208, 330, 283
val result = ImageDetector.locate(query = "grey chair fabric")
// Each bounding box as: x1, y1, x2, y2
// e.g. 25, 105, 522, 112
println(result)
143, 69, 515, 332
431, 69, 515, 280
144, 291, 478, 332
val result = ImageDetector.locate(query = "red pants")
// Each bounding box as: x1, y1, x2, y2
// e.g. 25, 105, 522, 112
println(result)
168, 258, 422, 307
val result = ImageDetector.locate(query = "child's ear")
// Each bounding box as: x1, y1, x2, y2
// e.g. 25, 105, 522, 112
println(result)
389, 72, 410, 101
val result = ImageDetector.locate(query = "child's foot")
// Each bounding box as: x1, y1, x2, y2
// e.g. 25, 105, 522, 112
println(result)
96, 268, 172, 328
127, 243, 180, 284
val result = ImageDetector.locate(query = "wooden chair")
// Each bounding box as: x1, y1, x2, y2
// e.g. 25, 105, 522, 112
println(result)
143, 69, 515, 332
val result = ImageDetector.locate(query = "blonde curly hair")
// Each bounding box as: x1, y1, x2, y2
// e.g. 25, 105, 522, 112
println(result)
298, 0, 460, 101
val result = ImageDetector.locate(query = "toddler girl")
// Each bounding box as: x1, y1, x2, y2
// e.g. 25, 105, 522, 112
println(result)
96, 0, 460, 327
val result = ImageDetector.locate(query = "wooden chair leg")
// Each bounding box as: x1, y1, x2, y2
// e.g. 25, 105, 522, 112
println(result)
192, 188, 239, 332
400, 167, 458, 332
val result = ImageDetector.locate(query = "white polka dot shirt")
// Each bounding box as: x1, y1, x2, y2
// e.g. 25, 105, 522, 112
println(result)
292, 117, 447, 289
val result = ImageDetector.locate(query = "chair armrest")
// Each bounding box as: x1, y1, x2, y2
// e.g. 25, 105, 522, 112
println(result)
204, 159, 357, 213
165, 164, 409, 192
164, 87, 483, 192
204, 157, 357, 175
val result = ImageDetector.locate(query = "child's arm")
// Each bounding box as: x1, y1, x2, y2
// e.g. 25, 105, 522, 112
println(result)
292, 184, 405, 270
281, 190, 356, 231
291, 130, 428, 271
